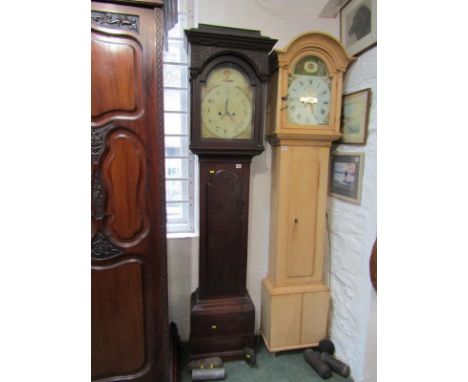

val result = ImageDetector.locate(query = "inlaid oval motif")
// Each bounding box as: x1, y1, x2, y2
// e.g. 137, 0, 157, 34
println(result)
103, 130, 149, 246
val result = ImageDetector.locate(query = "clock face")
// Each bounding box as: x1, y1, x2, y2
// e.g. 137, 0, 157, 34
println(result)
201, 66, 254, 139
287, 56, 331, 126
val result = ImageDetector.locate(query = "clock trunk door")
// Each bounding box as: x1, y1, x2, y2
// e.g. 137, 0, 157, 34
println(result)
199, 159, 250, 299
286, 55, 332, 128
284, 147, 319, 278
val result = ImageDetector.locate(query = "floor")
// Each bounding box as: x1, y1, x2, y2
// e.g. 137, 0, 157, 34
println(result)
180, 341, 354, 382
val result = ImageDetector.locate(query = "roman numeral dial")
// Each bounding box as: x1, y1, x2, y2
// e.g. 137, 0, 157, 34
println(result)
286, 75, 331, 125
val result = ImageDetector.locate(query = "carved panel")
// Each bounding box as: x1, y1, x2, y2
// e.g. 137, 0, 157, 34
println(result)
92, 259, 145, 376
91, 11, 139, 33
91, 34, 142, 121
92, 232, 123, 259
103, 130, 149, 246
91, 123, 112, 165
92, 172, 106, 219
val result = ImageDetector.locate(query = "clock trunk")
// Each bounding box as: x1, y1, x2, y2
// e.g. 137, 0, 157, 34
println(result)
190, 156, 255, 359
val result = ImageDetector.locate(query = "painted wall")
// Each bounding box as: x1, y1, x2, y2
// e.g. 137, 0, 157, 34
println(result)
327, 46, 377, 382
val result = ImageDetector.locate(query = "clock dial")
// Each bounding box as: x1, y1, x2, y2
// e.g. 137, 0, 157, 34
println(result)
286, 56, 331, 126
201, 66, 253, 139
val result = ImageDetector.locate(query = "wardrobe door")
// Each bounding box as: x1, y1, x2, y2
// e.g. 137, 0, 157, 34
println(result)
91, 2, 170, 381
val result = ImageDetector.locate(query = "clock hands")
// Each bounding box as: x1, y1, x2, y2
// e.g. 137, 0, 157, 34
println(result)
300, 96, 318, 105
220, 96, 244, 129
221, 97, 231, 119
228, 113, 243, 130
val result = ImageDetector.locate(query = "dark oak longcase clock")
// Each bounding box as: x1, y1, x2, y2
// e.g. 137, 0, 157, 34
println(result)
185, 24, 277, 359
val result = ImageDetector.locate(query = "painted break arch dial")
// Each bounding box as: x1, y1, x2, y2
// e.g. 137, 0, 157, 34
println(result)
201, 65, 254, 139
286, 55, 331, 125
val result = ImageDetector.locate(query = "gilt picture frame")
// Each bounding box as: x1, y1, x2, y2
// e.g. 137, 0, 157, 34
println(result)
340, 88, 371, 144
329, 152, 365, 204
340, 0, 377, 56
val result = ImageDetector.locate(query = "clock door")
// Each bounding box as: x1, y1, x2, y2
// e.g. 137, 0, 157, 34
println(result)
199, 159, 250, 299
286, 55, 332, 127
91, 3, 170, 381
189, 53, 269, 156
200, 65, 254, 140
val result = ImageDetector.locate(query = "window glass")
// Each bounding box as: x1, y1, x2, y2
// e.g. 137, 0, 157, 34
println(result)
163, 0, 194, 234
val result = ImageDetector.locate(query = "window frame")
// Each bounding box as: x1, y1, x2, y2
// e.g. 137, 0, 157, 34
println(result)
164, 0, 196, 235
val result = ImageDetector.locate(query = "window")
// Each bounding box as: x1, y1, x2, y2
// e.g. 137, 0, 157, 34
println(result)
164, 0, 195, 234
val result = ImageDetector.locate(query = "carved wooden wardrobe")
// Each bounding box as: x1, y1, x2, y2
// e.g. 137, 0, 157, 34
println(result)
91, 1, 177, 381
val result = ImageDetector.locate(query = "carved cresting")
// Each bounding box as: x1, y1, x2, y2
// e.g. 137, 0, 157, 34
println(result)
92, 124, 112, 165
92, 232, 123, 259
91, 11, 139, 33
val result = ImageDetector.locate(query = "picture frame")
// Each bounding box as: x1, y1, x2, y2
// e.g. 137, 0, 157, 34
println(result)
340, 88, 371, 144
340, 0, 377, 56
329, 152, 365, 204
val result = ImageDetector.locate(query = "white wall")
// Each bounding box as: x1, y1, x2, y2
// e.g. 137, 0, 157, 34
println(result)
327, 46, 377, 382
193, 0, 339, 48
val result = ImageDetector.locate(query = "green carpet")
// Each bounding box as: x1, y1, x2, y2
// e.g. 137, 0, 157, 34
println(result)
180, 341, 354, 382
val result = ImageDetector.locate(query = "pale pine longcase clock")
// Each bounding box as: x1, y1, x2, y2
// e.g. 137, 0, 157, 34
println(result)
261, 32, 353, 352
185, 24, 277, 359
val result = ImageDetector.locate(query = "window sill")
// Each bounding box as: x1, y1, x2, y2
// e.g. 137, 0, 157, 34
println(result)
167, 232, 199, 239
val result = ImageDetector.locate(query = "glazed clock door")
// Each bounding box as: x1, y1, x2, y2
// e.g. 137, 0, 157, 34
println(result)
91, 2, 170, 381
286, 56, 332, 126
200, 65, 254, 140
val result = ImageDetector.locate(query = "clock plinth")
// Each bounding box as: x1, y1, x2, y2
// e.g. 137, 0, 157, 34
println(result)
261, 32, 353, 352
261, 278, 330, 352
189, 289, 255, 360
185, 25, 277, 359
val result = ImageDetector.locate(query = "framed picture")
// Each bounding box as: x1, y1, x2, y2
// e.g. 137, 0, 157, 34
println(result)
340, 0, 377, 56
329, 152, 364, 204
340, 88, 371, 144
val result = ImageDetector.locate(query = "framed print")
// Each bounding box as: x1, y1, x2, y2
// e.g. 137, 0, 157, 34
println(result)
329, 152, 364, 204
341, 0, 377, 56
341, 88, 371, 144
